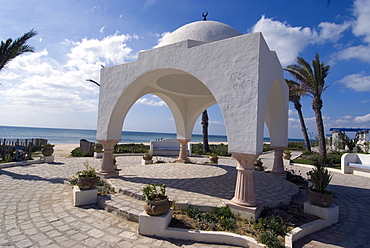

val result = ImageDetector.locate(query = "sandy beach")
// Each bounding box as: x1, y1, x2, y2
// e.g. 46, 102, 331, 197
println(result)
53, 144, 78, 158
53, 141, 230, 158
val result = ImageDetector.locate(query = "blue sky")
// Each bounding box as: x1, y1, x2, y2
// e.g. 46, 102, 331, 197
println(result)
0, 0, 370, 139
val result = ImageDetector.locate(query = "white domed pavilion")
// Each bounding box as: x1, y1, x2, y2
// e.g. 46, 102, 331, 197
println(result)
96, 19, 289, 218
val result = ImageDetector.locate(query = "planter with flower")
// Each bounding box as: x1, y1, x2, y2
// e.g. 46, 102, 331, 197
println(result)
307, 164, 334, 207
142, 153, 153, 165
76, 162, 100, 190
41, 144, 55, 163
142, 183, 171, 215
209, 154, 219, 164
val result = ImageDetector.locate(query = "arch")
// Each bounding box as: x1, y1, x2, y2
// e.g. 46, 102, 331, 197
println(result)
100, 68, 217, 142
264, 79, 288, 148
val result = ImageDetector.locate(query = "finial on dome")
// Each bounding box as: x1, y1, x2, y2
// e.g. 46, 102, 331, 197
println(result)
202, 12, 208, 21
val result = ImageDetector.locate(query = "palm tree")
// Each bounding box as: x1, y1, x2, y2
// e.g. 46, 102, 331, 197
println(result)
286, 79, 311, 153
285, 53, 330, 163
338, 131, 359, 152
0, 29, 37, 71
201, 110, 211, 153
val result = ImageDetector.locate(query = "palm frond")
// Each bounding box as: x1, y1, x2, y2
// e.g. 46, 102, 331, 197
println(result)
0, 29, 37, 71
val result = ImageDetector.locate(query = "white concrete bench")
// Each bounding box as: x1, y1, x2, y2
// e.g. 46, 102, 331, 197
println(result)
341, 153, 370, 177
150, 138, 191, 156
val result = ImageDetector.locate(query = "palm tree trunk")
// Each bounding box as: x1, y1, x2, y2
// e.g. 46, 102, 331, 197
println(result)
312, 97, 327, 163
201, 110, 211, 153
295, 102, 311, 153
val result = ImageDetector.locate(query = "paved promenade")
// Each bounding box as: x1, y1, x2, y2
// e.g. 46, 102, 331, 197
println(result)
0, 150, 369, 247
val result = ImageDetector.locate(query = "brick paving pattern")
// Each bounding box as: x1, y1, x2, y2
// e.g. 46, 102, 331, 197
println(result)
0, 150, 369, 247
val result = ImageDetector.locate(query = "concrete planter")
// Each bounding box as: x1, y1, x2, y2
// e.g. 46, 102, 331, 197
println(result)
77, 176, 100, 190
144, 199, 171, 216
308, 189, 334, 208
41, 145, 54, 156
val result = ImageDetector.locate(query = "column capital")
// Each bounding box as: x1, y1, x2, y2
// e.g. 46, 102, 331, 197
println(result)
231, 152, 260, 170
97, 140, 119, 151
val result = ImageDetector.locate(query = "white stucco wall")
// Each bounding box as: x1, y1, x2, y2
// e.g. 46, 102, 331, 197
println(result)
97, 31, 288, 155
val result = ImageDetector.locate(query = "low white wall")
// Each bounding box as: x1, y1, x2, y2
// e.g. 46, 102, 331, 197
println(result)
341, 153, 370, 177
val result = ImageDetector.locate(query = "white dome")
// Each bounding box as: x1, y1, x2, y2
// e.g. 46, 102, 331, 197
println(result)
160, 20, 242, 46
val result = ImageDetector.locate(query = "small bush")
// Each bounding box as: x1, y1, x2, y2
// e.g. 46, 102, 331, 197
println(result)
71, 147, 91, 157
114, 143, 149, 154
191, 143, 229, 156
254, 216, 288, 236
184, 205, 202, 219
257, 230, 284, 248
287, 141, 305, 151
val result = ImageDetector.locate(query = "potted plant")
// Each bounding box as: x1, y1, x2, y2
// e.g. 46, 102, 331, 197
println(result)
307, 164, 334, 207
94, 143, 103, 153
209, 154, 219, 164
142, 153, 153, 165
76, 162, 100, 190
254, 158, 264, 171
283, 150, 292, 160
142, 183, 170, 215
41, 144, 55, 156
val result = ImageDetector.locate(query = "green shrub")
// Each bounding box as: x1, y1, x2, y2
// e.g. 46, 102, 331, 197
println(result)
254, 216, 288, 236
287, 141, 305, 151
263, 143, 273, 152
184, 205, 202, 219
191, 143, 230, 156
114, 143, 149, 154
257, 230, 284, 248
71, 147, 91, 157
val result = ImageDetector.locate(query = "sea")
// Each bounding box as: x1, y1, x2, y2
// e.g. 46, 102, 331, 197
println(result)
0, 126, 304, 144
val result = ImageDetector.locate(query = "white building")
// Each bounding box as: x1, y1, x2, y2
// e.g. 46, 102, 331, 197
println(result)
96, 19, 289, 217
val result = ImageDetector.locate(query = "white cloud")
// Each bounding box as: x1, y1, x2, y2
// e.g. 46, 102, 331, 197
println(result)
0, 33, 137, 115
135, 97, 167, 107
337, 0, 370, 62
352, 0, 370, 43
65, 32, 137, 70
318, 22, 351, 42
252, 16, 349, 66
153, 32, 171, 48
144, 0, 158, 8
337, 45, 370, 62
209, 120, 224, 125
288, 109, 297, 116
99, 26, 105, 33
337, 72, 370, 92
354, 113, 370, 123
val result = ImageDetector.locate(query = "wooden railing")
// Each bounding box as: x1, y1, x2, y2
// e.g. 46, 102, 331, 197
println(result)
0, 138, 48, 162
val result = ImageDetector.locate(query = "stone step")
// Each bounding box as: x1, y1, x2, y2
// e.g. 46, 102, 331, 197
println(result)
118, 187, 144, 201
98, 193, 144, 223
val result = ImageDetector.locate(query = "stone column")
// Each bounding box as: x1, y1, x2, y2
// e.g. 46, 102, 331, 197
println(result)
229, 153, 259, 207
176, 139, 190, 163
96, 140, 119, 178
271, 146, 286, 175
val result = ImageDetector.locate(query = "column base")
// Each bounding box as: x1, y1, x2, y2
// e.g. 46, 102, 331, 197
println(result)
96, 170, 119, 179
227, 201, 263, 221
175, 158, 190, 163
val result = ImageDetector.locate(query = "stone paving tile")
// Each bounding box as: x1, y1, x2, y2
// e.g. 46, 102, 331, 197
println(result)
1, 152, 370, 247
0, 156, 242, 248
